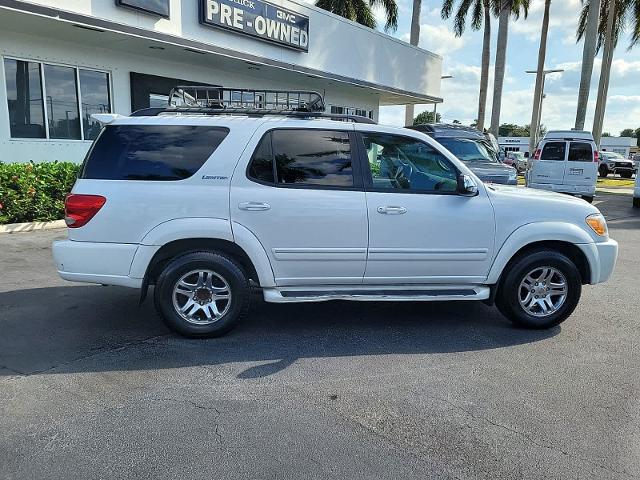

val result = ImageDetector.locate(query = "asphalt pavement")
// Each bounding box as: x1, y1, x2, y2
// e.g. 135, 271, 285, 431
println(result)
1, 192, 639, 479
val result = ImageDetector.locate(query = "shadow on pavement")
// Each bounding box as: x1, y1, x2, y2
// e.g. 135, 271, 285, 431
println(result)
0, 285, 558, 378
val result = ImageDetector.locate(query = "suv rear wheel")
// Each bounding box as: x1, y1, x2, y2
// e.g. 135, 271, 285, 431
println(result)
154, 251, 250, 337
496, 250, 582, 329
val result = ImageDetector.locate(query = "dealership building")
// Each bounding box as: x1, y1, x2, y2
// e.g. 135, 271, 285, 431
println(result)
499, 136, 637, 158
0, 0, 442, 164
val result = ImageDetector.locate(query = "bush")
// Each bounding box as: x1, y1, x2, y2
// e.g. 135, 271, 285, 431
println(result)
0, 162, 79, 224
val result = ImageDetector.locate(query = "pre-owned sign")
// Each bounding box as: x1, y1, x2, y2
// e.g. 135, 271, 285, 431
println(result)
200, 0, 309, 52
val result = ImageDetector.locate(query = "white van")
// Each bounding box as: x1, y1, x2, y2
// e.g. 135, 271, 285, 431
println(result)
527, 131, 598, 203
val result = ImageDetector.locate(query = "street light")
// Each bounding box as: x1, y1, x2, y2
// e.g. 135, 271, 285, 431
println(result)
433, 75, 454, 121
526, 69, 564, 146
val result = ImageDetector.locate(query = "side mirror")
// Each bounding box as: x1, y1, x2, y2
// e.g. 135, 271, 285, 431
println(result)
458, 174, 479, 197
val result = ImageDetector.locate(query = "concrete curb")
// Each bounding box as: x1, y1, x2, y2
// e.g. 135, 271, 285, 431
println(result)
0, 219, 66, 234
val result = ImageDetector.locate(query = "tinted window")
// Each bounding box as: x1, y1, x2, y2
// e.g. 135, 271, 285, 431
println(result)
436, 137, 498, 163
248, 132, 275, 183
568, 142, 593, 162
540, 142, 566, 161
361, 133, 458, 193
81, 125, 228, 180
271, 129, 353, 187
43, 64, 81, 140
3, 58, 45, 138
79, 70, 111, 140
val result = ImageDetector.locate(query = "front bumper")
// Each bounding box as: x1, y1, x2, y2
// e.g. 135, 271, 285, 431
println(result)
589, 238, 618, 284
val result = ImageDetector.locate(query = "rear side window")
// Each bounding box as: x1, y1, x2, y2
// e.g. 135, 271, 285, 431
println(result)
80, 125, 229, 180
247, 132, 275, 183
247, 129, 354, 188
568, 142, 593, 162
540, 142, 566, 161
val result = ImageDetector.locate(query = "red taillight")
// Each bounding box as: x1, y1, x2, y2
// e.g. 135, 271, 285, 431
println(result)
593, 150, 599, 163
533, 148, 541, 160
64, 194, 106, 228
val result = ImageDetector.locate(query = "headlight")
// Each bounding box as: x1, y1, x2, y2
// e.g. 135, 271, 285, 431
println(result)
586, 213, 608, 236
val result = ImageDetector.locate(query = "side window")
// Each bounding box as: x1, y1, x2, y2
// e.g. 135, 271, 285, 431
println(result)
80, 125, 228, 181
568, 142, 593, 162
270, 129, 354, 187
361, 133, 458, 193
247, 132, 275, 183
540, 142, 566, 161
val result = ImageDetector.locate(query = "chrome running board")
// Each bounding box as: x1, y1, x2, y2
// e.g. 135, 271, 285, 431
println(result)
262, 285, 490, 303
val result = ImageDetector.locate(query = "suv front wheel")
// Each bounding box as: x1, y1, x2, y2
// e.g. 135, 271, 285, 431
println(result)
154, 251, 250, 337
598, 165, 609, 178
496, 250, 582, 329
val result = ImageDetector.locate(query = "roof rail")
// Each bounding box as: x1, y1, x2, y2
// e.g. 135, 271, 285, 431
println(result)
130, 107, 376, 124
129, 86, 376, 124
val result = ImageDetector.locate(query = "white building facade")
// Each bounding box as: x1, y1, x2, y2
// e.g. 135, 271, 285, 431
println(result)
499, 136, 636, 158
0, 0, 442, 163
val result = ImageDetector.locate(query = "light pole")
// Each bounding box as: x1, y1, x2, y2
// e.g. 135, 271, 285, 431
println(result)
526, 69, 563, 151
432, 75, 453, 123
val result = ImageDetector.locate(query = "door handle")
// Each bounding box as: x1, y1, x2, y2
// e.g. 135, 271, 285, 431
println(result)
377, 206, 407, 215
238, 202, 271, 211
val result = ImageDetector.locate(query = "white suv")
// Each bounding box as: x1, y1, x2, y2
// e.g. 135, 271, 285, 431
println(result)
53, 88, 618, 337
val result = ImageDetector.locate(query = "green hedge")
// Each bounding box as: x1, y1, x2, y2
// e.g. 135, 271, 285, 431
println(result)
0, 162, 80, 224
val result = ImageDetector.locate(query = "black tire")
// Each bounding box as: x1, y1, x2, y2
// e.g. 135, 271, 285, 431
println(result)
154, 251, 250, 338
581, 195, 594, 203
621, 171, 633, 179
496, 250, 582, 329
634, 197, 640, 208
599, 165, 609, 178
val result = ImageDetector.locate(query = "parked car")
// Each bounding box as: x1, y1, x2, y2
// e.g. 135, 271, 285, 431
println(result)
505, 152, 528, 173
52, 87, 618, 337
634, 172, 640, 208
527, 130, 598, 203
408, 124, 517, 185
598, 151, 636, 178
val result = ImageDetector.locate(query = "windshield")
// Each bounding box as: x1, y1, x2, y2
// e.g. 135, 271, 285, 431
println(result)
509, 152, 525, 160
602, 152, 624, 159
436, 137, 499, 163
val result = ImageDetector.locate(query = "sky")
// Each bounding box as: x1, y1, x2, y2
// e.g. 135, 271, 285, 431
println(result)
363, 0, 640, 135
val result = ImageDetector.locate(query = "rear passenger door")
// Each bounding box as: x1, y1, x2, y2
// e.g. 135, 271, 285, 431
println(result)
531, 141, 567, 184
231, 125, 368, 286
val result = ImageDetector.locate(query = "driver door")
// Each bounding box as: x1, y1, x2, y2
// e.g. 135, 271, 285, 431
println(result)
355, 129, 496, 284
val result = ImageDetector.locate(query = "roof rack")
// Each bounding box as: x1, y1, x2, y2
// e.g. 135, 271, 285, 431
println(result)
130, 86, 376, 124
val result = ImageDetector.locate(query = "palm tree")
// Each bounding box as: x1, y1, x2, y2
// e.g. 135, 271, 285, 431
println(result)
577, 0, 640, 144
489, 0, 530, 137
315, 0, 398, 32
405, 0, 422, 126
441, 0, 492, 131
575, 0, 601, 131
529, 0, 552, 154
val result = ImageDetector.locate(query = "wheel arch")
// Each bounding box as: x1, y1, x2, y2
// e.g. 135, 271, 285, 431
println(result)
487, 222, 596, 286
496, 241, 591, 287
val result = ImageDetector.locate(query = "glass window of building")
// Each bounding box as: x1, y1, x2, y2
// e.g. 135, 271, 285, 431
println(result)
43, 64, 81, 140
79, 69, 111, 140
3, 58, 46, 138
3, 58, 111, 141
